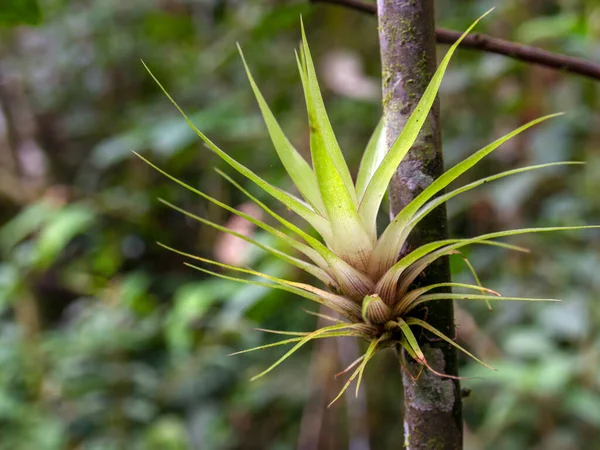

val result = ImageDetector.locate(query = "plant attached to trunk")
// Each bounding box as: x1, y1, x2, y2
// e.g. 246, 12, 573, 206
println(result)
136, 12, 598, 405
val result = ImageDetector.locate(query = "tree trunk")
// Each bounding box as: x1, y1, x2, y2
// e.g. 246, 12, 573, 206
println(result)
377, 1, 462, 449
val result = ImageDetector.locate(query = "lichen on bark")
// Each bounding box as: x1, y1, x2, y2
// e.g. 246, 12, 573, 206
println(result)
401, 346, 461, 449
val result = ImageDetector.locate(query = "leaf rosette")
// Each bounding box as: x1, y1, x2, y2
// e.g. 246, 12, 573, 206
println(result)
136, 11, 599, 405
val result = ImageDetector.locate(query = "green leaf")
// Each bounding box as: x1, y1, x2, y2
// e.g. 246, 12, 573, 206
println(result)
411, 162, 583, 234
328, 337, 380, 407
409, 114, 562, 216
257, 329, 315, 336
237, 45, 326, 216
230, 330, 358, 356
403, 239, 529, 270
250, 322, 362, 381
380, 226, 600, 300
159, 199, 334, 285
298, 38, 374, 270
399, 336, 421, 367
358, 10, 493, 239
377, 240, 525, 304
299, 21, 357, 206
410, 282, 499, 296
141, 63, 331, 238
303, 309, 344, 324
410, 293, 560, 312
356, 118, 386, 200
0, 0, 41, 26
231, 337, 306, 355
406, 318, 495, 370
184, 263, 362, 319
336, 354, 366, 378
355, 336, 382, 396
396, 317, 426, 363
455, 252, 492, 310
394, 282, 499, 316
35, 204, 95, 269
397, 319, 464, 380
167, 245, 333, 300
372, 115, 564, 273
0, 200, 56, 252
216, 168, 377, 300
215, 169, 329, 267
386, 162, 582, 270
135, 152, 328, 270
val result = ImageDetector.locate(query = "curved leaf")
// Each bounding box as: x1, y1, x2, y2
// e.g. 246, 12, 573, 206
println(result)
251, 322, 363, 381
298, 37, 374, 269
300, 21, 357, 206
230, 330, 357, 356
371, 115, 565, 274
356, 118, 386, 199
328, 336, 381, 407
238, 45, 326, 216
157, 203, 334, 285
184, 263, 361, 319
170, 249, 361, 318
394, 282, 499, 316
359, 10, 493, 239
216, 168, 376, 298
409, 293, 560, 312
135, 152, 329, 270
406, 318, 495, 370
389, 226, 600, 297
142, 62, 331, 237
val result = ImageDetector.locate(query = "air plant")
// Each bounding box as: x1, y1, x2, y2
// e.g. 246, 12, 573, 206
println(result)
136, 12, 598, 406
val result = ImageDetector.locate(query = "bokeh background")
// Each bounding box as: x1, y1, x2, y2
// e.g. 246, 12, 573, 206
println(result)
1, 0, 600, 449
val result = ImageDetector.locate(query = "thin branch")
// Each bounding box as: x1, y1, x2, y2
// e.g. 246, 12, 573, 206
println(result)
312, 0, 375, 14
311, 0, 600, 81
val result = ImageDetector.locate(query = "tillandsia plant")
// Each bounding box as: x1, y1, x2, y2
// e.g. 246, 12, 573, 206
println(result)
136, 12, 599, 405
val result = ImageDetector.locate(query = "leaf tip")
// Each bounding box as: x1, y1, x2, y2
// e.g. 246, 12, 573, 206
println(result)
236, 42, 246, 61
481, 7, 495, 19
299, 16, 308, 42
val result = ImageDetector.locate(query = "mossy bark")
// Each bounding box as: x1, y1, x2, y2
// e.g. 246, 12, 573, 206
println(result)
377, 1, 462, 449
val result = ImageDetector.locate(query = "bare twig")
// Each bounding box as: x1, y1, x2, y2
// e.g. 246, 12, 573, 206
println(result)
312, 0, 375, 14
311, 0, 600, 81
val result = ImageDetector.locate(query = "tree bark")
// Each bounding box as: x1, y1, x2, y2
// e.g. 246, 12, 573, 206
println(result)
377, 1, 462, 449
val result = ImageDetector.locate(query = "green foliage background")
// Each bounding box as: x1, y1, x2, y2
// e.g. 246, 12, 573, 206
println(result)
0, 0, 599, 449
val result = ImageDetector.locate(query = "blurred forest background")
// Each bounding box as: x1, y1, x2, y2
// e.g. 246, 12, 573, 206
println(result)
1, 0, 600, 449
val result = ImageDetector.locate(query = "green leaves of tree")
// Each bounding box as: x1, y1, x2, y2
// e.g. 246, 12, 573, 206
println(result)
0, 0, 42, 26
